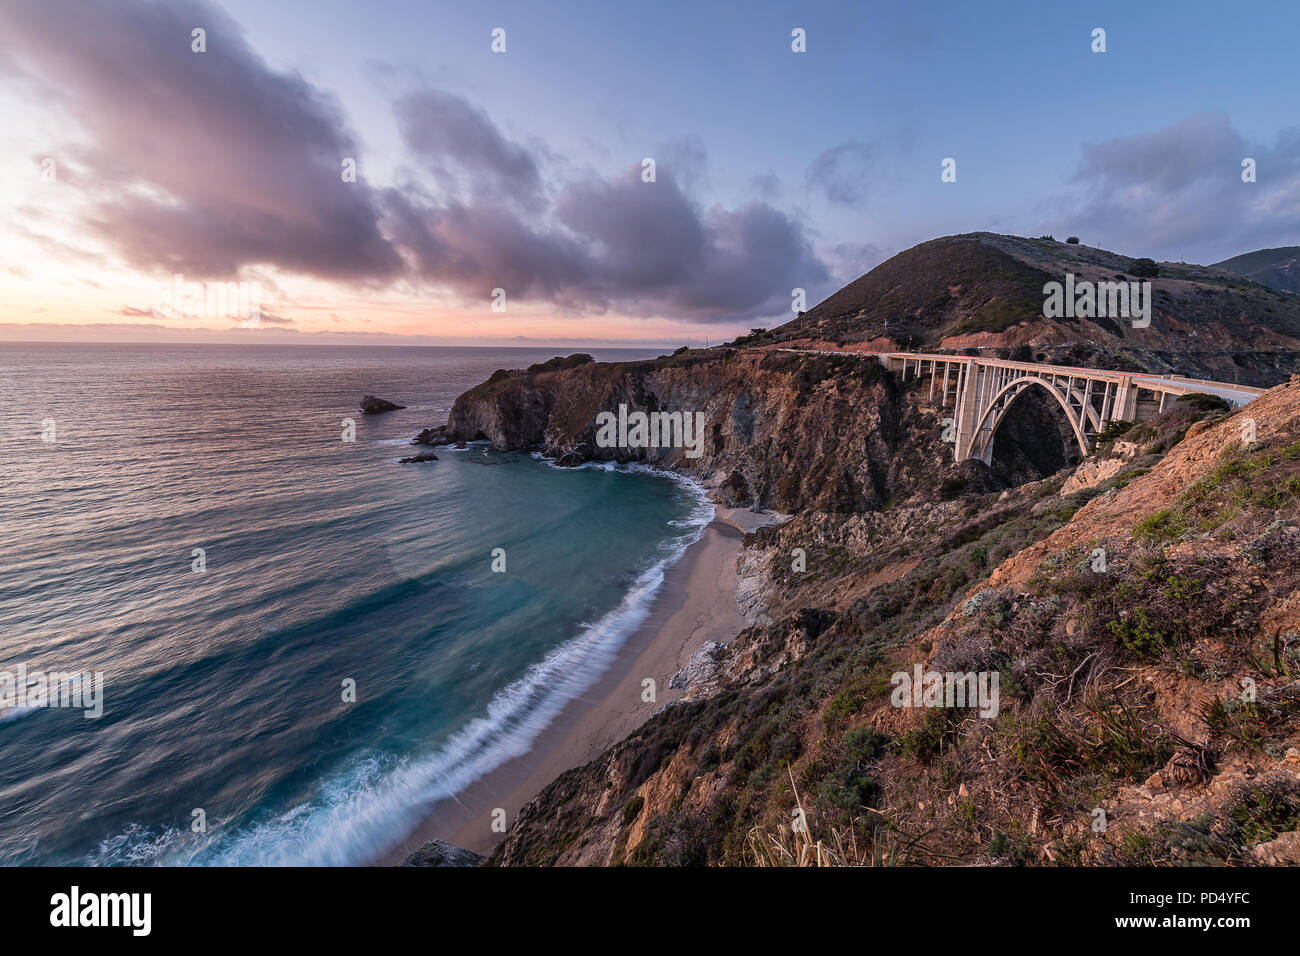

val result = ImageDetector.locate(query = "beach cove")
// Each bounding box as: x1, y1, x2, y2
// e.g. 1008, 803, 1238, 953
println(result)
381, 500, 784, 863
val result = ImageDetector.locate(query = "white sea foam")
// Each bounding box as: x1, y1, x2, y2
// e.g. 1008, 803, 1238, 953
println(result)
93, 467, 714, 867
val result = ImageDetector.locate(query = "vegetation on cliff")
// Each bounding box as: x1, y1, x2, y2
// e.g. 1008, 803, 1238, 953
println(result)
426, 232, 1300, 867
759, 233, 1300, 385
485, 374, 1300, 866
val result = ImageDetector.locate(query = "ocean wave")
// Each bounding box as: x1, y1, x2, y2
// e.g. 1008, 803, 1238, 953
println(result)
0, 704, 38, 724
90, 467, 713, 867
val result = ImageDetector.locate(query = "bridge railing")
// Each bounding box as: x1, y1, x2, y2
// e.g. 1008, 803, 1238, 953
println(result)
777, 348, 1266, 402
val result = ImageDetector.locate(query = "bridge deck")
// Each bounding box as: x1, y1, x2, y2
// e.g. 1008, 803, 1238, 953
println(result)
779, 348, 1266, 406
775, 347, 1267, 462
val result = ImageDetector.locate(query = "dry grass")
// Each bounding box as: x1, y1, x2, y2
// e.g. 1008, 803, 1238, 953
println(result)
747, 768, 934, 866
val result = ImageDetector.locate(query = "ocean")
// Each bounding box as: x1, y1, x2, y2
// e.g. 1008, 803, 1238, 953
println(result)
0, 343, 710, 865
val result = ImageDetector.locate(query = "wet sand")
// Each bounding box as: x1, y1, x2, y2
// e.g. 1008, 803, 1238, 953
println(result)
377, 506, 766, 863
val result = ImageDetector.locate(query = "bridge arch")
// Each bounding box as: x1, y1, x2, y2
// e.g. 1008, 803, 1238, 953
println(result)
969, 375, 1091, 464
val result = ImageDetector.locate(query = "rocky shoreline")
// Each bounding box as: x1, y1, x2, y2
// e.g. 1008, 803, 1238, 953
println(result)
395, 338, 1300, 867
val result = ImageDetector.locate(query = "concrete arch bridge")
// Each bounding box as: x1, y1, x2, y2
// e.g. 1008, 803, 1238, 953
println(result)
883, 352, 1264, 463
776, 348, 1264, 463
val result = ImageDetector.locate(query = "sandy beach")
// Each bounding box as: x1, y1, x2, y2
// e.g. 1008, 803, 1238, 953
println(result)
376, 503, 774, 863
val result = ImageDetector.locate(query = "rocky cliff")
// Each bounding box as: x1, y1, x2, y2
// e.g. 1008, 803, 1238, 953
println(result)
436, 348, 1077, 511
418, 232, 1300, 867
481, 373, 1300, 867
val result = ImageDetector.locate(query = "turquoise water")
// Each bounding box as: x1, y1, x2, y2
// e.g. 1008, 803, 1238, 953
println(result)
0, 343, 707, 865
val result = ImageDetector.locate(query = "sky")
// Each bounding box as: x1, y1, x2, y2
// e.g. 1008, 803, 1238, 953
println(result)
1, 0, 1298, 347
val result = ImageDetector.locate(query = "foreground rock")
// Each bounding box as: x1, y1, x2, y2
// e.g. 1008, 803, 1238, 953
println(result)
668, 641, 725, 695
412, 424, 455, 446
400, 839, 483, 867
361, 395, 406, 414
399, 451, 439, 463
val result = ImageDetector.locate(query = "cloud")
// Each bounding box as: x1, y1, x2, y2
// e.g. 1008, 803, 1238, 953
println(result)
3, 0, 834, 322
1, 0, 402, 281
567, 170, 829, 319
395, 90, 545, 210
653, 136, 710, 196
386, 163, 829, 322
1058, 112, 1300, 260
12, 224, 110, 268
805, 141, 880, 206
749, 171, 784, 200
386, 91, 829, 320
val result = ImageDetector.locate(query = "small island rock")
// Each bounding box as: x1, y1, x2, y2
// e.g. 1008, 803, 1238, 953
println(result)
361, 395, 406, 414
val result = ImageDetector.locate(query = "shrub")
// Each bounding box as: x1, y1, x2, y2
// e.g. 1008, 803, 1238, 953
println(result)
1133, 508, 1186, 543
938, 476, 967, 500
526, 353, 594, 373
622, 794, 646, 826
1176, 392, 1231, 414
1095, 419, 1137, 444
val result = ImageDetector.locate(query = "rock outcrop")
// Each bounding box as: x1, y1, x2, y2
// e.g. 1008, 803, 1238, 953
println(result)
439, 349, 1011, 512
412, 424, 454, 446
361, 395, 406, 414
400, 839, 483, 867
423, 235, 1300, 868
668, 641, 724, 697
480, 370, 1300, 867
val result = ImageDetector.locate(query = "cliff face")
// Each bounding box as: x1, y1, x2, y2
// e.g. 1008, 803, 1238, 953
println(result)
428, 232, 1300, 867
485, 374, 1300, 867
441, 349, 1089, 513
446, 350, 957, 511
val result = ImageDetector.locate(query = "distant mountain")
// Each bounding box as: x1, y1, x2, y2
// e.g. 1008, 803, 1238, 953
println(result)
1212, 246, 1300, 294
758, 232, 1300, 357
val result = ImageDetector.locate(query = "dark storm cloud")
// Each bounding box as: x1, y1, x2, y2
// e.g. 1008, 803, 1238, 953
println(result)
3, 0, 833, 321
388, 165, 829, 321
386, 88, 829, 319
558, 170, 828, 319
383, 190, 594, 306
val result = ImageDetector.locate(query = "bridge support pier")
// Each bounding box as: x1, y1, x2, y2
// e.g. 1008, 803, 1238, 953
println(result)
1112, 376, 1138, 422
953, 363, 980, 462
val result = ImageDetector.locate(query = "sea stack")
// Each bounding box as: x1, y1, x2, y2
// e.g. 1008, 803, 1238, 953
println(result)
361, 395, 406, 414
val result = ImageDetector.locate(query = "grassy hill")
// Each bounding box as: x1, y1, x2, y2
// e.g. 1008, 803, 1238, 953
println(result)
756, 233, 1300, 357
1213, 246, 1300, 294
